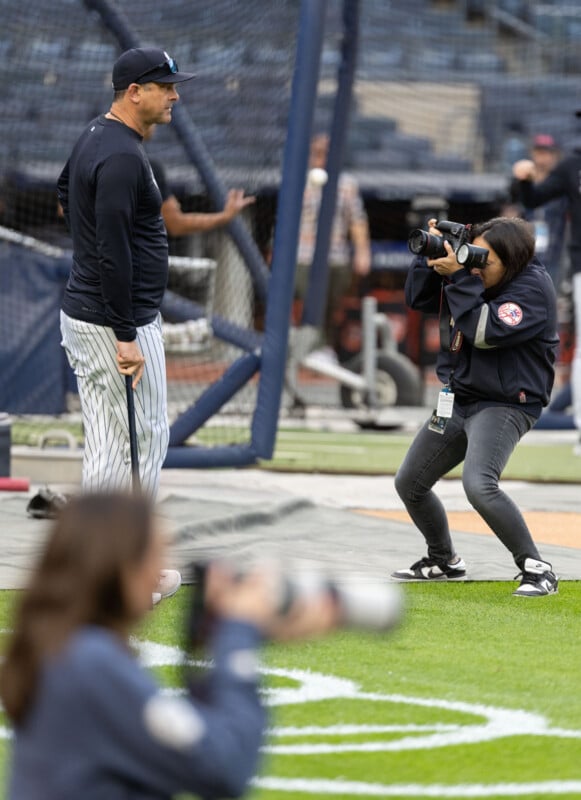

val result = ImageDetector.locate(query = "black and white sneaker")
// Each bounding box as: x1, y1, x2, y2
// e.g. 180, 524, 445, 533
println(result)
391, 556, 467, 582
513, 558, 558, 597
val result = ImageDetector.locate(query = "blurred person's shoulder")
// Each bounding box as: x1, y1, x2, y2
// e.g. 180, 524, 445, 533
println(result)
63, 626, 131, 670
54, 626, 156, 698
556, 149, 581, 167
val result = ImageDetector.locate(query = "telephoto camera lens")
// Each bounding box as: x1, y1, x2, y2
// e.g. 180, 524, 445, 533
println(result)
328, 579, 404, 631
456, 243, 489, 270
408, 229, 447, 259
272, 570, 404, 632
187, 561, 405, 647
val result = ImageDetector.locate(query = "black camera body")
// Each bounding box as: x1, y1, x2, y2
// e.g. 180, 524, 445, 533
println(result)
408, 220, 488, 271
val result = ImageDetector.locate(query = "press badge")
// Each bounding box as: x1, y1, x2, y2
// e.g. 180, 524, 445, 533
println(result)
428, 411, 447, 434
436, 387, 455, 418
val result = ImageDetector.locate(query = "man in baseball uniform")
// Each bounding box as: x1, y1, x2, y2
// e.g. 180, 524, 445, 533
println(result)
58, 47, 194, 603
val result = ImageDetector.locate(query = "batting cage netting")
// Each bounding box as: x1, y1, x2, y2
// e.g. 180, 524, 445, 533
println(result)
1, 0, 581, 468
1, 0, 309, 467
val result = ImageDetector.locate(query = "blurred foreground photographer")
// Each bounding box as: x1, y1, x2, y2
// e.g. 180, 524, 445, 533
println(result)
0, 492, 401, 800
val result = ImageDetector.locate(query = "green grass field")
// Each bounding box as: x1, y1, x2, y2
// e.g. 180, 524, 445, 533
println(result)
12, 421, 581, 482
1, 583, 580, 798
267, 430, 581, 481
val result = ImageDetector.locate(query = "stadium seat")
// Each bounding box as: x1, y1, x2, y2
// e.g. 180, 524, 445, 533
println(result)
1, 0, 580, 190
417, 153, 473, 172
411, 48, 458, 74
349, 149, 417, 170
456, 51, 505, 73
381, 133, 433, 156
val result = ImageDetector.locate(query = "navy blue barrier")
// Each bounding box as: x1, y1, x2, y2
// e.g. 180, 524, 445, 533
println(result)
161, 290, 263, 353
251, 0, 329, 459
168, 352, 261, 449
0, 240, 73, 413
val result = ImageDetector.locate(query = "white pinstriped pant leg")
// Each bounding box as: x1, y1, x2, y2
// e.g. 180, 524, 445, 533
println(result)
60, 311, 169, 497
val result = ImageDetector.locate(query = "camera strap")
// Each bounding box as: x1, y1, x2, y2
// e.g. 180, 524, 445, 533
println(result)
439, 282, 451, 351
439, 282, 464, 355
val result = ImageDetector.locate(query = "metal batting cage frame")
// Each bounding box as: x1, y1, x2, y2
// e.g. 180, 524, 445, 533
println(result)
87, 0, 358, 468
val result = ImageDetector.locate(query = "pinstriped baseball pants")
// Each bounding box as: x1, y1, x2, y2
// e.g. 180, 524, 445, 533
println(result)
60, 311, 169, 497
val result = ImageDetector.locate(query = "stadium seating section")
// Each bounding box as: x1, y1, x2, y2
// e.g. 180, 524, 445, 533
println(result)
1, 0, 580, 214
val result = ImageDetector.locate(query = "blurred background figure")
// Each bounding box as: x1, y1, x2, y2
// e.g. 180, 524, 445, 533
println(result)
509, 133, 568, 289
501, 121, 529, 173
295, 133, 372, 362
512, 125, 581, 447
0, 492, 340, 800
502, 122, 528, 174
145, 125, 255, 238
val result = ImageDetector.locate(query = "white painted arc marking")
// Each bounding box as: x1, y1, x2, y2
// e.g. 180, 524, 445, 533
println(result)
3, 639, 576, 797
253, 777, 581, 797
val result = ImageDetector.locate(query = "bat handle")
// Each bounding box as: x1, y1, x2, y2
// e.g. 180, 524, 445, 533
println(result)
125, 374, 141, 494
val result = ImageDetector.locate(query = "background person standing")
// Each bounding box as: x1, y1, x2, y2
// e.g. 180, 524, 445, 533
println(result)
57, 47, 195, 601
512, 123, 581, 449
295, 133, 371, 359
510, 133, 567, 289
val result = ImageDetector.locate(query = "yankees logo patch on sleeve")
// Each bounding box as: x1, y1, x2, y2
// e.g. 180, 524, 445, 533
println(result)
497, 302, 523, 327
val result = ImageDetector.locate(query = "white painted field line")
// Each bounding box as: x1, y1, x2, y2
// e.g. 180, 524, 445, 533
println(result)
276, 444, 367, 454
269, 724, 461, 737
276, 432, 412, 444
254, 777, 581, 797
273, 451, 312, 459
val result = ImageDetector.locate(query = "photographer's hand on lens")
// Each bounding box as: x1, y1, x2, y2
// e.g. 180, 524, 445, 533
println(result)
203, 563, 341, 641
427, 238, 464, 277
265, 593, 340, 642
204, 563, 274, 630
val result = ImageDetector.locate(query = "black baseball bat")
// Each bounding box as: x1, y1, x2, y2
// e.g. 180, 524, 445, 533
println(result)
125, 374, 141, 493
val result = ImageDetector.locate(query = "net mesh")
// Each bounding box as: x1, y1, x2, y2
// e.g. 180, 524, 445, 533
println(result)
1, 0, 581, 448
0, 0, 300, 451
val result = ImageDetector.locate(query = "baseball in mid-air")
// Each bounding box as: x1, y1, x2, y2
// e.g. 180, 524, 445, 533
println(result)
308, 167, 328, 187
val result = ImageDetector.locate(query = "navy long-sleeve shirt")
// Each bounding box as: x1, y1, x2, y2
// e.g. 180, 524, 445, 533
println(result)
8, 621, 266, 799
405, 257, 558, 416
57, 116, 169, 342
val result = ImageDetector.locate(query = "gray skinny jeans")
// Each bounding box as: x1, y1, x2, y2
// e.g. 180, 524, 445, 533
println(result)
394, 403, 540, 570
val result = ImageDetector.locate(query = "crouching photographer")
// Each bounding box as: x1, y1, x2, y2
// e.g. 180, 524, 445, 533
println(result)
392, 217, 560, 597
0, 492, 402, 800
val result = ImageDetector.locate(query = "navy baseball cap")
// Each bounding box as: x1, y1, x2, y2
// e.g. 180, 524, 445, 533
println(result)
112, 47, 195, 91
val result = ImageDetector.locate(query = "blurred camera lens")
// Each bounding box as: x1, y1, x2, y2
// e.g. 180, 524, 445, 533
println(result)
282, 573, 404, 632
187, 562, 404, 650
